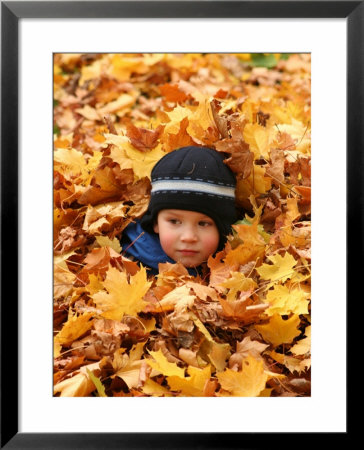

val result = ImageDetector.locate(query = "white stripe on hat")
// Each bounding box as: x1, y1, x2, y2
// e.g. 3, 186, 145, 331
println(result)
151, 179, 235, 199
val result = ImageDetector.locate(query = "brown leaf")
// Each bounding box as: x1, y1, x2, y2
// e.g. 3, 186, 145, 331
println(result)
126, 122, 164, 151
161, 117, 195, 152
211, 99, 229, 139
159, 83, 189, 103
266, 148, 285, 186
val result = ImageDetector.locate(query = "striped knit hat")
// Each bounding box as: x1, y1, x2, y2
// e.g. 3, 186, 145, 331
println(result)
140, 146, 237, 249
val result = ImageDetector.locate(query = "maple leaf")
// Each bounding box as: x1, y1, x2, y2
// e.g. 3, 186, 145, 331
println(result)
77, 165, 133, 206
82, 201, 127, 235
95, 236, 122, 253
125, 122, 164, 151
229, 336, 269, 370
269, 350, 311, 374
164, 104, 193, 134
193, 317, 231, 372
146, 349, 185, 378
265, 284, 310, 316
217, 355, 268, 396
219, 296, 268, 324
159, 83, 189, 103
255, 314, 301, 347
158, 285, 196, 311
224, 221, 266, 268
54, 264, 76, 299
54, 312, 94, 347
290, 325, 311, 356
112, 343, 149, 388
243, 123, 272, 159
266, 148, 285, 185
108, 137, 166, 179
278, 118, 310, 154
256, 252, 298, 285
91, 266, 151, 320
167, 365, 212, 396
54, 148, 103, 187
185, 281, 219, 302
218, 272, 257, 302
210, 98, 229, 138
235, 165, 272, 208
161, 117, 195, 153
141, 379, 172, 396
207, 249, 232, 290
223, 148, 254, 178
53, 362, 100, 397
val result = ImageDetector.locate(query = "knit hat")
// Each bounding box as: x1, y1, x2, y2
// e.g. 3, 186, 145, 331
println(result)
140, 146, 237, 249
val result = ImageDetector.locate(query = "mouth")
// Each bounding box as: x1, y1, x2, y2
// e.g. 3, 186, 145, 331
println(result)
178, 249, 199, 256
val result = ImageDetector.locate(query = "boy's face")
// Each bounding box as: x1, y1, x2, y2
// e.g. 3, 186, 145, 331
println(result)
153, 209, 220, 268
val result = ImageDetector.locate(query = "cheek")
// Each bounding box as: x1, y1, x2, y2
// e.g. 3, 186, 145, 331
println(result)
201, 231, 220, 254
158, 228, 177, 255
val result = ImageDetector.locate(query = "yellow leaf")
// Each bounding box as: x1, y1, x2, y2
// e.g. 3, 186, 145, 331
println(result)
101, 93, 138, 117
159, 285, 196, 311
167, 365, 212, 396
54, 341, 62, 358
79, 57, 107, 85
217, 355, 268, 396
95, 236, 122, 253
110, 54, 148, 81
146, 349, 185, 378
265, 284, 310, 316
165, 105, 193, 134
290, 325, 311, 355
235, 166, 272, 209
75, 105, 101, 121
85, 273, 104, 295
243, 123, 271, 159
53, 362, 100, 397
54, 250, 76, 270
54, 312, 94, 346
187, 98, 215, 139
255, 314, 301, 347
269, 350, 311, 374
193, 317, 230, 372
219, 272, 258, 301
54, 148, 102, 185
112, 343, 148, 388
256, 252, 297, 285
54, 148, 86, 178
54, 264, 76, 299
225, 222, 266, 268
92, 266, 151, 320
208, 342, 230, 372
109, 137, 166, 179
83, 202, 127, 235
278, 118, 310, 154
141, 379, 172, 396
139, 316, 156, 333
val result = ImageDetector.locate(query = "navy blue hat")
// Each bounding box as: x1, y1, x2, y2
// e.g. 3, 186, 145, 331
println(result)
140, 146, 237, 249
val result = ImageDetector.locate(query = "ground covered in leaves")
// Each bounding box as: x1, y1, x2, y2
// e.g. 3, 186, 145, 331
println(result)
53, 53, 311, 397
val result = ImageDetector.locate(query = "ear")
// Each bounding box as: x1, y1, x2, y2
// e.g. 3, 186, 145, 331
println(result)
153, 221, 159, 234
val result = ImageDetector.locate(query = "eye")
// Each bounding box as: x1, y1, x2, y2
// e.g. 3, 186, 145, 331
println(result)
168, 218, 180, 225
199, 220, 213, 227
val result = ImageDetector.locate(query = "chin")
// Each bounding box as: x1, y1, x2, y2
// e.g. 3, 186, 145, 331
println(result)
181, 258, 205, 268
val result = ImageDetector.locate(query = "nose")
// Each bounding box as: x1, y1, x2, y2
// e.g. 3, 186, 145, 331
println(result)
181, 225, 198, 242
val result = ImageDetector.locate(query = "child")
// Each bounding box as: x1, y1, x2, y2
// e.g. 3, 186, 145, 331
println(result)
121, 146, 237, 276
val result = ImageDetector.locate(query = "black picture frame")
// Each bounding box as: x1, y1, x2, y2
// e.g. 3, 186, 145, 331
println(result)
1, 1, 359, 448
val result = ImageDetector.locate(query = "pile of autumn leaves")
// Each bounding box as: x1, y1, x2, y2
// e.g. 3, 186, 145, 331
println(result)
53, 53, 311, 397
